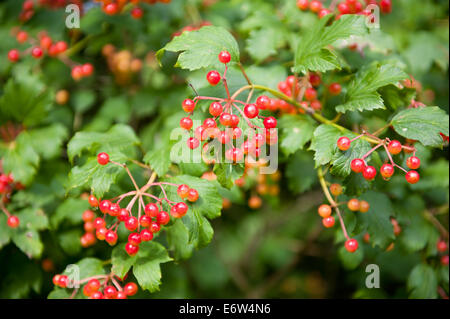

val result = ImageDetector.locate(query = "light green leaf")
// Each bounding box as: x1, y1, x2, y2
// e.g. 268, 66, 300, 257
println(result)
309, 124, 343, 167
278, 114, 316, 156
407, 264, 438, 299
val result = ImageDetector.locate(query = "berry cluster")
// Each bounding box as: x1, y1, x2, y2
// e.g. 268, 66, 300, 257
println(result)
101, 45, 143, 85
181, 51, 279, 164
0, 165, 23, 229
79, 152, 198, 256
19, 0, 84, 22
437, 240, 449, 266
53, 271, 139, 299
337, 131, 421, 184
98, 0, 171, 18
270, 73, 342, 115
296, 0, 392, 19
7, 29, 94, 82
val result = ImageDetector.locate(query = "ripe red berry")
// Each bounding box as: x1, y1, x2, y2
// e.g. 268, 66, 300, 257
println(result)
437, 240, 448, 253
156, 211, 170, 225
380, 163, 395, 179
109, 203, 120, 217
387, 140, 402, 155
347, 199, 360, 211
88, 195, 99, 207
7, 215, 20, 228
96, 227, 108, 240
180, 117, 193, 130
125, 216, 139, 231
128, 232, 142, 246
218, 51, 231, 64
256, 96, 271, 110
55, 41, 68, 54
182, 99, 195, 112
206, 70, 221, 86
322, 216, 335, 228
31, 47, 43, 58
139, 215, 152, 228
203, 118, 217, 128
8, 49, 20, 62
131, 6, 143, 19
86, 279, 101, 293
187, 188, 199, 202
379, 0, 392, 14
97, 152, 109, 165
175, 202, 188, 216
23, 0, 33, 11
406, 156, 421, 170
104, 3, 119, 15
99, 200, 112, 214
318, 204, 332, 218
310, 100, 321, 110
81, 63, 94, 76
116, 291, 127, 299
296, 0, 309, 10
219, 113, 232, 126
244, 104, 259, 119
71, 66, 84, 81
82, 210, 95, 222
351, 158, 365, 173
118, 208, 129, 222
363, 165, 377, 181
16, 31, 28, 43
94, 217, 106, 229
309, 0, 322, 12
144, 203, 159, 217
337, 2, 350, 14
405, 170, 420, 184
441, 255, 449, 266
263, 116, 277, 129
329, 82, 342, 95
187, 137, 200, 149
359, 200, 370, 213
230, 114, 239, 127
90, 291, 104, 299
345, 239, 359, 253
149, 221, 161, 233
177, 184, 190, 199
105, 230, 118, 246
125, 243, 139, 256
140, 229, 153, 242
304, 88, 317, 101
337, 137, 351, 151
58, 275, 69, 288
209, 102, 223, 117
318, 8, 331, 18
232, 127, 242, 139
124, 282, 138, 296
225, 147, 244, 163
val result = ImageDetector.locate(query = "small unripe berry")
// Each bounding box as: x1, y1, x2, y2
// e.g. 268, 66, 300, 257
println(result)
330, 184, 342, 196
347, 199, 360, 211
318, 204, 332, 218
359, 200, 370, 213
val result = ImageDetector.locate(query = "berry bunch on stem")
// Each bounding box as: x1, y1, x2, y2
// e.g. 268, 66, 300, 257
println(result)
80, 152, 199, 255
337, 130, 421, 184
53, 271, 138, 299
180, 51, 279, 163
99, 0, 171, 17
296, 0, 392, 19
0, 165, 23, 229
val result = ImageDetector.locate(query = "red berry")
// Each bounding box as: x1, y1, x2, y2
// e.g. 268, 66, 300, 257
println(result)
105, 230, 118, 246
337, 137, 351, 151
90, 291, 104, 299
219, 112, 233, 126
329, 82, 342, 95
304, 88, 317, 101
437, 240, 448, 253
104, 3, 119, 15
157, 211, 170, 225
23, 0, 33, 11
232, 127, 242, 139
99, 200, 112, 214
86, 279, 101, 293
116, 291, 127, 299
125, 243, 139, 256
144, 203, 159, 217
149, 221, 161, 233
81, 63, 94, 76
182, 99, 195, 113
379, 0, 392, 14
225, 147, 244, 163
256, 96, 270, 110
253, 133, 266, 148
124, 282, 138, 296
7, 215, 20, 228
139, 215, 152, 228
88, 195, 98, 207
309, 73, 321, 87
347, 199, 360, 211
309, 0, 323, 12
318, 8, 331, 18
244, 104, 259, 119
263, 116, 277, 129
125, 216, 139, 231
203, 118, 217, 128
8, 49, 20, 62
209, 102, 223, 117
405, 170, 420, 184
52, 275, 61, 286
363, 165, 377, 181
441, 255, 449, 266
180, 117, 193, 130
177, 184, 190, 199
16, 31, 28, 43
131, 6, 143, 19
322, 216, 335, 228
187, 188, 199, 202
345, 239, 359, 253
140, 229, 153, 241
118, 208, 129, 222
109, 203, 120, 217
337, 2, 350, 14
219, 131, 231, 144
55, 41, 68, 54
71, 66, 84, 81
195, 126, 207, 141
218, 51, 231, 64
310, 100, 321, 110
96, 227, 108, 240
82, 210, 95, 222
380, 163, 394, 179
206, 70, 221, 86
406, 156, 421, 170
387, 140, 402, 155
58, 275, 69, 288
351, 158, 365, 173
97, 152, 109, 165
318, 204, 332, 218
128, 232, 142, 246
230, 114, 240, 127
94, 217, 106, 229
175, 202, 188, 216
187, 137, 200, 149
296, 0, 309, 10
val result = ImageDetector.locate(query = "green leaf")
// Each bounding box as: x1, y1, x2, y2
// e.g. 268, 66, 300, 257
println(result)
27, 124, 68, 159
338, 244, 364, 270
285, 150, 318, 194
309, 124, 343, 167
330, 136, 372, 177
12, 230, 43, 258
111, 244, 138, 279
158, 26, 240, 71
166, 219, 194, 260
51, 198, 90, 228
407, 264, 438, 299
67, 124, 140, 162
17, 207, 49, 231
294, 14, 367, 74
391, 107, 449, 147
133, 242, 172, 293
71, 89, 96, 113
58, 229, 83, 255
358, 191, 395, 249
278, 114, 316, 156
246, 28, 278, 62
144, 145, 173, 177
0, 214, 12, 249
336, 62, 408, 113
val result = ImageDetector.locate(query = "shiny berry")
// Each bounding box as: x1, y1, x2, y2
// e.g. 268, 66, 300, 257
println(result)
309, 0, 323, 12
157, 211, 170, 225
406, 156, 421, 170
131, 6, 143, 19
139, 215, 152, 228
330, 184, 342, 196
97, 152, 109, 165
359, 200, 370, 213
8, 49, 20, 62
105, 230, 118, 246
104, 3, 119, 15
351, 158, 365, 173
180, 117, 193, 130
329, 83, 342, 95
125, 216, 138, 231
347, 199, 360, 211
99, 200, 112, 214
144, 203, 159, 217
187, 188, 199, 202
337, 137, 351, 151
380, 163, 394, 179
187, 137, 200, 149
140, 229, 153, 242
405, 170, 420, 184
7, 215, 20, 228
256, 95, 271, 110
218, 51, 231, 64
88, 195, 99, 207
124, 282, 138, 296
177, 185, 190, 199
219, 113, 232, 126
318, 204, 332, 218
128, 232, 141, 246
363, 165, 377, 181
244, 104, 259, 119
322, 216, 335, 228
182, 99, 195, 112
125, 243, 139, 256
345, 239, 359, 253
118, 209, 129, 222
82, 210, 95, 222
31, 47, 43, 58
149, 221, 161, 233
437, 240, 448, 253
304, 88, 317, 101
263, 116, 277, 129
388, 140, 402, 155
206, 70, 221, 85
209, 102, 223, 117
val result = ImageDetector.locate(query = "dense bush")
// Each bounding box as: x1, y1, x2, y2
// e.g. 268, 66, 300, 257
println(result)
0, 0, 448, 299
